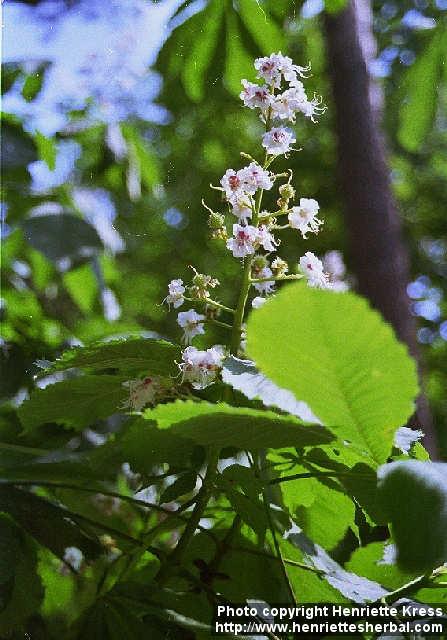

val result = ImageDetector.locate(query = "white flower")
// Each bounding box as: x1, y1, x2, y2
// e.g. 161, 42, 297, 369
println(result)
394, 426, 424, 454
288, 198, 323, 238
277, 53, 311, 83
252, 296, 267, 309
179, 345, 224, 389
231, 196, 252, 223
240, 80, 273, 110
257, 225, 278, 252
299, 252, 331, 289
63, 547, 84, 572
271, 85, 308, 122
239, 162, 273, 193
226, 224, 258, 258
164, 278, 185, 308
254, 53, 282, 86
177, 309, 205, 344
123, 376, 160, 411
220, 168, 245, 203
253, 266, 275, 295
262, 127, 296, 156
297, 93, 326, 122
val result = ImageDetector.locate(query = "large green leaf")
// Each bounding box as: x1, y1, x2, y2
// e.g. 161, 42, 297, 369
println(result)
21, 214, 103, 263
143, 400, 334, 449
223, 11, 256, 96
397, 29, 446, 153
0, 516, 44, 635
181, 0, 225, 101
0, 487, 101, 561
377, 460, 447, 572
246, 285, 418, 463
18, 375, 128, 431
346, 542, 413, 591
236, 0, 285, 54
41, 337, 180, 378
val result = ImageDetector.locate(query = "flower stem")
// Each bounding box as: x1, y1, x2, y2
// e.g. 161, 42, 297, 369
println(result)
249, 274, 303, 284
184, 297, 235, 314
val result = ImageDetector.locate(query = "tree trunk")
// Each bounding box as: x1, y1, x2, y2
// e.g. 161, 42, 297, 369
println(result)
323, 0, 437, 455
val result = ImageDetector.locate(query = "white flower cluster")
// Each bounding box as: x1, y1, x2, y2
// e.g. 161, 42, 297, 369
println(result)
179, 346, 225, 390
123, 375, 161, 411
241, 51, 325, 126
157, 52, 333, 394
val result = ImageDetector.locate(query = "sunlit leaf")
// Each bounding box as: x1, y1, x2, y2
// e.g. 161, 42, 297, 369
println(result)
246, 284, 419, 463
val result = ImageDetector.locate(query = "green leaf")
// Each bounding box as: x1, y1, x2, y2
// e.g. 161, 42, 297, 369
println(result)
21, 214, 103, 263
41, 337, 180, 378
0, 487, 101, 561
34, 130, 56, 170
160, 471, 197, 504
90, 418, 194, 474
224, 11, 255, 96
289, 479, 356, 549
236, 0, 285, 54
324, 0, 348, 13
0, 516, 44, 635
377, 460, 447, 572
286, 530, 388, 602
121, 124, 161, 189
143, 400, 334, 449
21, 66, 47, 102
222, 356, 319, 422
223, 484, 267, 535
346, 542, 414, 591
18, 375, 128, 431
181, 0, 225, 101
64, 263, 98, 313
246, 284, 418, 463
398, 29, 446, 152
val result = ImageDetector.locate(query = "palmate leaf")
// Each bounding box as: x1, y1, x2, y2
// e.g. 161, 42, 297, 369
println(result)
397, 28, 446, 153
39, 337, 180, 378
18, 375, 128, 432
181, 0, 225, 102
246, 284, 418, 463
377, 460, 447, 572
142, 400, 334, 449
21, 214, 103, 263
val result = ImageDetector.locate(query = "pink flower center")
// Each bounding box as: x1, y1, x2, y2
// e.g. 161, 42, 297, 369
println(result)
228, 175, 240, 189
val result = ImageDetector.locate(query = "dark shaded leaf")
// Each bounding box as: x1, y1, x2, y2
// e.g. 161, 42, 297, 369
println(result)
21, 214, 103, 263
377, 460, 447, 572
18, 375, 128, 431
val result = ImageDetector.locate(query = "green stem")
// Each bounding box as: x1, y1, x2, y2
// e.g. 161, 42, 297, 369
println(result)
229, 257, 253, 355
249, 274, 303, 284
205, 318, 232, 330
184, 296, 235, 314
156, 447, 220, 584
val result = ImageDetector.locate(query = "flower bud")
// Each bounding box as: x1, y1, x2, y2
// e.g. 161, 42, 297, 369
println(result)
208, 212, 225, 230
251, 254, 269, 275
189, 271, 220, 300
279, 183, 295, 200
